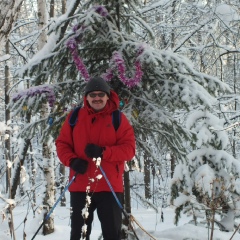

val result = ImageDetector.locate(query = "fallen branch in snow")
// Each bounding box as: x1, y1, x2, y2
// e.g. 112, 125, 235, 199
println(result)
209, 122, 240, 132
229, 223, 240, 240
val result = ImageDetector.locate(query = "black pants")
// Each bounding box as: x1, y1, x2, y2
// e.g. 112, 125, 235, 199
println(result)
70, 192, 123, 240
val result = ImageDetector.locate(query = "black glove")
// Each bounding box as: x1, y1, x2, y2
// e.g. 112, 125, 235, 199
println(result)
85, 144, 103, 159
70, 158, 88, 174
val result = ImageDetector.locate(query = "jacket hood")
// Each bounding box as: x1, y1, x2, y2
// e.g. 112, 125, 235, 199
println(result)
84, 90, 119, 115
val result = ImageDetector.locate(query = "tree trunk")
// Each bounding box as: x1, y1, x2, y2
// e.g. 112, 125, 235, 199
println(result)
59, 164, 66, 206
5, 40, 11, 193
124, 171, 131, 215
171, 0, 177, 49
61, 0, 66, 14
122, 170, 131, 239
50, 0, 55, 18
59, 0, 67, 208
0, 0, 23, 53
4, 42, 16, 238
37, 0, 55, 235
29, 142, 36, 203
144, 156, 151, 200
42, 143, 55, 235
11, 138, 31, 199
170, 154, 175, 178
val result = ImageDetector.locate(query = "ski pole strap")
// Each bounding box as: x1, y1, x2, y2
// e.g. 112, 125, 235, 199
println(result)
99, 166, 123, 210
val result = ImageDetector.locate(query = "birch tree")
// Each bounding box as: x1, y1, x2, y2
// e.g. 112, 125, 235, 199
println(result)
37, 0, 55, 235
0, 0, 23, 55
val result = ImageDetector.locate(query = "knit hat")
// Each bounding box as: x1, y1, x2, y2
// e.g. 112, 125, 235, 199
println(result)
85, 77, 110, 96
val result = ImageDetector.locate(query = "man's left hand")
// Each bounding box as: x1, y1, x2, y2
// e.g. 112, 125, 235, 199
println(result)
85, 144, 103, 158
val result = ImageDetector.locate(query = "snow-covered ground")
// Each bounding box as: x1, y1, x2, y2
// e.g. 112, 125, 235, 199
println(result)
1, 199, 239, 240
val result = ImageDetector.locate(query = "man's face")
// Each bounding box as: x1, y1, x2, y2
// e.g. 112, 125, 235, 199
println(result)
86, 91, 109, 112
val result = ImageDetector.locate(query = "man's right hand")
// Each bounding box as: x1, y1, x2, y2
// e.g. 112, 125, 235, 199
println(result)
70, 158, 88, 174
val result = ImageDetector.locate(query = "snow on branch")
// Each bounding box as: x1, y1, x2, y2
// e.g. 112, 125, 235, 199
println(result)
102, 50, 144, 88
132, 190, 158, 213
0, 122, 11, 134
12, 84, 56, 108
66, 5, 110, 82
66, 5, 144, 88
0, 195, 16, 208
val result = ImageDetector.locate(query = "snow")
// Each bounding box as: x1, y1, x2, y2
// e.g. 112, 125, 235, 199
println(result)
0, 199, 239, 240
141, 0, 168, 14
0, 197, 16, 206
0, 122, 11, 134
0, 54, 11, 62
192, 164, 215, 196
7, 160, 13, 168
215, 4, 239, 23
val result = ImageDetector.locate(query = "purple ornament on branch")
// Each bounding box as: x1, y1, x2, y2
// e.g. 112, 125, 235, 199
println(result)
93, 5, 109, 17
66, 5, 109, 82
66, 38, 77, 51
66, 5, 143, 88
71, 48, 90, 81
102, 47, 144, 88
12, 85, 56, 107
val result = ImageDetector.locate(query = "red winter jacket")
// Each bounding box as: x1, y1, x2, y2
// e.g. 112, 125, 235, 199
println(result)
55, 90, 135, 192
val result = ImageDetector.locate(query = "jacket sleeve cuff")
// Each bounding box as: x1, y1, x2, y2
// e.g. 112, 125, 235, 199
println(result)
102, 146, 110, 161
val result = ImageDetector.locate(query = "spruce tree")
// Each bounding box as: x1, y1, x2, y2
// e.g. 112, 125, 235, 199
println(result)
171, 109, 240, 233
10, 0, 230, 218
11, 0, 229, 157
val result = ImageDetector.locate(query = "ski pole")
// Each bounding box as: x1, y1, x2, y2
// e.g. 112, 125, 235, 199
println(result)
99, 165, 140, 240
31, 173, 77, 240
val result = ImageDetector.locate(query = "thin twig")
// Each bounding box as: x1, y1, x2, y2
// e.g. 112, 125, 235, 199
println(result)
130, 214, 157, 240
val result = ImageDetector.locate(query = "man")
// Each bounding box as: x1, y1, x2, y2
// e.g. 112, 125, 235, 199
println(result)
56, 76, 136, 240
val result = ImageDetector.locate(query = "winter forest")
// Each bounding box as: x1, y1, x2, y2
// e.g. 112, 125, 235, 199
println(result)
0, 0, 240, 239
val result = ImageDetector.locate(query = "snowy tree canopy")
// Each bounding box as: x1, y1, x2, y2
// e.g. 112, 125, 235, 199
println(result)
10, 2, 231, 162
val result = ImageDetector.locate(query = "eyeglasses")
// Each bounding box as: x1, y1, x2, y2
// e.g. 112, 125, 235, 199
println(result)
88, 92, 106, 98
